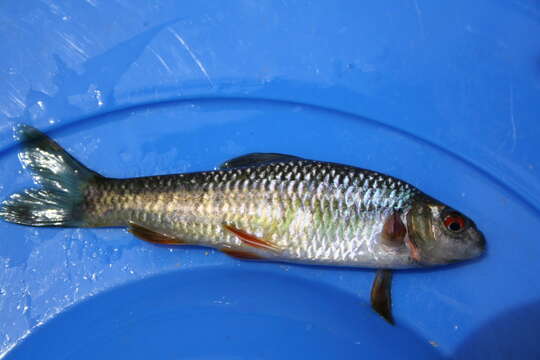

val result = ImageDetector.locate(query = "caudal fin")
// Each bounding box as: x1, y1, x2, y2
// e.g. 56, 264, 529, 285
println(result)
0, 125, 102, 227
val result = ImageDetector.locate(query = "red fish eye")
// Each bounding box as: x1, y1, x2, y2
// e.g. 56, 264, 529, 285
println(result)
444, 213, 465, 232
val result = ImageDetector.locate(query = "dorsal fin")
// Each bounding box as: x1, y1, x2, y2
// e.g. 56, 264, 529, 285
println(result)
219, 153, 304, 170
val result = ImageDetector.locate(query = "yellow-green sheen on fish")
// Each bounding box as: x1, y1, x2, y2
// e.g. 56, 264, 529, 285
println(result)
0, 125, 486, 269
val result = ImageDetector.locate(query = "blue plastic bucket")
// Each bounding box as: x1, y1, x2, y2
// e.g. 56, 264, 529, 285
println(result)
1, 2, 539, 359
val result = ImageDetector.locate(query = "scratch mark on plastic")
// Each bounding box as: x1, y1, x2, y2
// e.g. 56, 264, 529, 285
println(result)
94, 89, 104, 107
9, 95, 25, 110
428, 288, 474, 315
509, 82, 517, 152
412, 0, 425, 40
168, 28, 214, 87
58, 32, 87, 59
150, 48, 172, 73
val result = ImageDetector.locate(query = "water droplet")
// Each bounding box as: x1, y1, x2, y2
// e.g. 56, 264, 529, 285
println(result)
48, 118, 56, 125
94, 89, 104, 107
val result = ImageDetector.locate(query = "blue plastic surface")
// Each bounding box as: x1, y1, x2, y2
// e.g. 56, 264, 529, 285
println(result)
1, 1, 539, 359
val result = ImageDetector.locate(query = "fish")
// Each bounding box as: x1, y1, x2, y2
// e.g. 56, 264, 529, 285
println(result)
0, 125, 486, 323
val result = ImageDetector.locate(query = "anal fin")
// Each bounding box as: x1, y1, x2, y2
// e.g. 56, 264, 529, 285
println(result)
128, 222, 186, 245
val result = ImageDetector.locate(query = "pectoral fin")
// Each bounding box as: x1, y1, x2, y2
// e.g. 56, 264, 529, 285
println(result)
370, 269, 394, 325
222, 223, 281, 252
128, 222, 186, 245
381, 213, 406, 247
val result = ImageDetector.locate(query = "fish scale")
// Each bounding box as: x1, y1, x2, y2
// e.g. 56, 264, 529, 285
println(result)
76, 160, 419, 267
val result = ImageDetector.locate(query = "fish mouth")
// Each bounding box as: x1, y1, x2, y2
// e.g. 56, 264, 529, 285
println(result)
470, 240, 487, 260
477, 231, 487, 252
460, 229, 487, 261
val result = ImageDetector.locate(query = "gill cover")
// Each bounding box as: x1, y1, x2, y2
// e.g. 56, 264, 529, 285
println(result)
406, 195, 486, 265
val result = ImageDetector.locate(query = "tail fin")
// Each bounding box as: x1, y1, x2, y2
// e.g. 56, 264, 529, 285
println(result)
0, 125, 102, 227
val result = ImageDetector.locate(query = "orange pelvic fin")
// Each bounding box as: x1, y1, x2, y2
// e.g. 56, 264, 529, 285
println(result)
221, 248, 266, 260
222, 223, 281, 252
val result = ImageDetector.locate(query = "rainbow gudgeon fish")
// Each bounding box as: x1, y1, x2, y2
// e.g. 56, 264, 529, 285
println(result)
0, 125, 486, 323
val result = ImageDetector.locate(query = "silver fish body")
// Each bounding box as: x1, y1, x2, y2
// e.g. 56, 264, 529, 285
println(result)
85, 160, 418, 268
0, 126, 486, 269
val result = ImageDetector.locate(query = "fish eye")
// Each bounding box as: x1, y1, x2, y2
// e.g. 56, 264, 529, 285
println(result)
443, 211, 466, 233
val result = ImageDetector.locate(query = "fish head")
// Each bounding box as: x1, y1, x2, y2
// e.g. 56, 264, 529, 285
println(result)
406, 195, 486, 266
